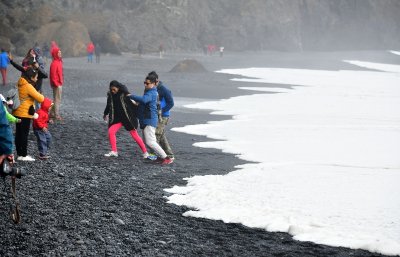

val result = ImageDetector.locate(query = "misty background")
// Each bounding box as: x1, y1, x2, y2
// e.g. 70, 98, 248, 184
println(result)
0, 0, 400, 57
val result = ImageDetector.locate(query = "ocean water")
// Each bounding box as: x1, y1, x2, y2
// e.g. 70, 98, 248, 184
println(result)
166, 51, 400, 256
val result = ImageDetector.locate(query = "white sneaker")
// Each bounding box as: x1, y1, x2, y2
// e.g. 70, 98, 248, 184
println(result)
25, 155, 35, 161
142, 152, 149, 159
17, 155, 35, 161
104, 151, 118, 157
17, 156, 25, 161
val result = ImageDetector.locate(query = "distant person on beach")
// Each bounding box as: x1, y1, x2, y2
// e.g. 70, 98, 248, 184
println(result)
0, 48, 10, 86
103, 80, 149, 158
203, 45, 208, 55
13, 68, 45, 161
159, 43, 164, 59
207, 44, 216, 55
87, 42, 95, 63
42, 42, 50, 61
137, 41, 143, 57
219, 46, 224, 57
129, 74, 173, 165
49, 43, 63, 122
32, 98, 53, 160
149, 71, 175, 160
95, 43, 101, 63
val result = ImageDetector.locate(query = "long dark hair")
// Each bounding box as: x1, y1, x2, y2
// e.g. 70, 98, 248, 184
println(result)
109, 80, 130, 95
23, 67, 38, 84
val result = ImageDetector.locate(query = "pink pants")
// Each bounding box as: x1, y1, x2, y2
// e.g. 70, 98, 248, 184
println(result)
108, 123, 147, 153
0, 68, 7, 85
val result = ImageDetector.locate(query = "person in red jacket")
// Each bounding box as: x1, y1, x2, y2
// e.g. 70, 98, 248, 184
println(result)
87, 42, 95, 63
33, 98, 53, 160
49, 44, 63, 122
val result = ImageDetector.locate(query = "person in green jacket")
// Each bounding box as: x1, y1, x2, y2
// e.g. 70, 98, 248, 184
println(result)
0, 94, 21, 124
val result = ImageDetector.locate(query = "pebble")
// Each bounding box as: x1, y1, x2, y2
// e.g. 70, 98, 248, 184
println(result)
115, 218, 125, 225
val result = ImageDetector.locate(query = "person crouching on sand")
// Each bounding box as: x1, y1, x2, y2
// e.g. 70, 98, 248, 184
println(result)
103, 80, 149, 158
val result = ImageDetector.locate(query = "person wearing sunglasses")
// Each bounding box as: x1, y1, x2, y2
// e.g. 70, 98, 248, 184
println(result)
129, 74, 173, 165
148, 71, 174, 160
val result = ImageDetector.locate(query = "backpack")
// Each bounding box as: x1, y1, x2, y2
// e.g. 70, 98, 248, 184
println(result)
5, 87, 21, 111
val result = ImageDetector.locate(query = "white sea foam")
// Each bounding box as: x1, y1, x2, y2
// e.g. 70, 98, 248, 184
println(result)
166, 57, 400, 255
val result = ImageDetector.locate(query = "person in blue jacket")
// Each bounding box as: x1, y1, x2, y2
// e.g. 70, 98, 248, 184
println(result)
0, 48, 10, 86
0, 97, 14, 163
148, 71, 175, 159
129, 74, 173, 165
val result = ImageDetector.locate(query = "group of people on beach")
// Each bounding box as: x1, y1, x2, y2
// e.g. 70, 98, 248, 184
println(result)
0, 42, 63, 163
103, 71, 175, 165
0, 41, 175, 167
86, 41, 101, 63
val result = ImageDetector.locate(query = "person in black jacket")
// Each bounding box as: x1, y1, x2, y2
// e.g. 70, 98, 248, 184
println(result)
103, 80, 149, 158
8, 52, 48, 110
8, 52, 48, 93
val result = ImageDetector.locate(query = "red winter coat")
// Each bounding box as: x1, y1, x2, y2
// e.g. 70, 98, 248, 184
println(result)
87, 42, 95, 53
49, 47, 63, 87
33, 98, 53, 130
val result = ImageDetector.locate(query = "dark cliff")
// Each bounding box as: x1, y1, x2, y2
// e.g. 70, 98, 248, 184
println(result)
0, 0, 399, 56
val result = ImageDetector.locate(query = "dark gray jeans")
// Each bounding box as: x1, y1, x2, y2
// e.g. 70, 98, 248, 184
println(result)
34, 129, 52, 156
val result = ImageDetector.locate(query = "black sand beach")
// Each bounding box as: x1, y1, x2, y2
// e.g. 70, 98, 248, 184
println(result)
0, 51, 394, 256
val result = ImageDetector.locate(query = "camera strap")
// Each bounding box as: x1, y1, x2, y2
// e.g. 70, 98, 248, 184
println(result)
10, 177, 21, 223
1, 175, 21, 224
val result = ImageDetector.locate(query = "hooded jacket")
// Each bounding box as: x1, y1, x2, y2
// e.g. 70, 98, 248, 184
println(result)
87, 42, 95, 54
12, 76, 45, 118
33, 98, 53, 130
49, 47, 63, 87
104, 90, 139, 131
